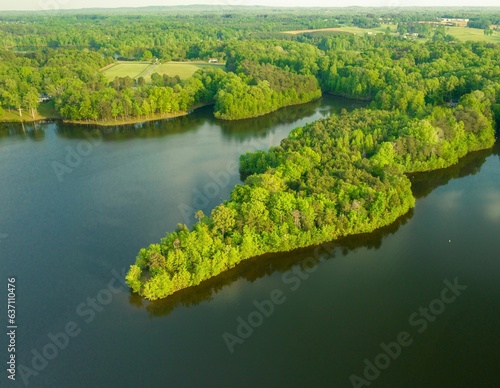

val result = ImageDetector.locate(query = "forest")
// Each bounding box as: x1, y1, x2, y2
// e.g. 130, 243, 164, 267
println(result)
1, 7, 499, 122
127, 89, 496, 299
0, 7, 499, 299
122, 9, 499, 300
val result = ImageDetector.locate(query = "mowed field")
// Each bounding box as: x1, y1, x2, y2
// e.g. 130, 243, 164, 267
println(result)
103, 61, 152, 80
102, 61, 225, 83
285, 24, 500, 43
445, 26, 500, 43
284, 24, 394, 35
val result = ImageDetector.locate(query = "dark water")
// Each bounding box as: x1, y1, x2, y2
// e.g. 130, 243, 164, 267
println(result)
0, 95, 499, 388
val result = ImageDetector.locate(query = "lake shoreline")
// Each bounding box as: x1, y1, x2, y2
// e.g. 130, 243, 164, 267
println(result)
0, 93, 344, 127
0, 102, 213, 127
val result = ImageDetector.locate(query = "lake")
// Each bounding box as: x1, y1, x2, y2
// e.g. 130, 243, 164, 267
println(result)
0, 95, 499, 387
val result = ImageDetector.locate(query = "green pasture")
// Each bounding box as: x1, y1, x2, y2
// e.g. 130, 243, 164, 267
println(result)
103, 61, 225, 83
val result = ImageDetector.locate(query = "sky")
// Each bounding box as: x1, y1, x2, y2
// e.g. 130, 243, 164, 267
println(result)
0, 0, 498, 11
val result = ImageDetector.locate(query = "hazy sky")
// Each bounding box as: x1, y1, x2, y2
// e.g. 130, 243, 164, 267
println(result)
1, 0, 498, 11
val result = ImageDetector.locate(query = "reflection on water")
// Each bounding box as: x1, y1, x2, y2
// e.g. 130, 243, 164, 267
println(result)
137, 217, 404, 317
1, 95, 367, 144
54, 97, 366, 142
55, 113, 207, 141
0, 121, 46, 140
409, 143, 499, 199
1, 91, 498, 387
137, 209, 415, 317
138, 143, 500, 318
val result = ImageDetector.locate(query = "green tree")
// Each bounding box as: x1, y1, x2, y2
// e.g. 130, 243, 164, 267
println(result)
23, 88, 39, 118
195, 210, 205, 224
141, 50, 153, 61
211, 204, 236, 239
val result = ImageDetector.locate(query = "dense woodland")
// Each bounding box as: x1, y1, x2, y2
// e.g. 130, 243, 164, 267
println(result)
127, 90, 496, 300
1, 7, 499, 121
0, 8, 499, 299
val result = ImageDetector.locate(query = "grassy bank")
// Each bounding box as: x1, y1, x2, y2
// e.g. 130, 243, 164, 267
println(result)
0, 101, 212, 127
0, 101, 61, 123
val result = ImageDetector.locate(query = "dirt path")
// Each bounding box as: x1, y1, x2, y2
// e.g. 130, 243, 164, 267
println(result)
135, 62, 160, 79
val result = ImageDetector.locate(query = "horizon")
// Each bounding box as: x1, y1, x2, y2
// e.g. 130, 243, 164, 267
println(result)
1, 1, 500, 12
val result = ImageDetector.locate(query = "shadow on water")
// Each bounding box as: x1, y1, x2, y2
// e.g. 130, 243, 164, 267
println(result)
54, 95, 364, 143
132, 141, 499, 318
0, 121, 46, 140
53, 106, 299, 143
409, 142, 500, 199
216, 95, 367, 141
55, 113, 209, 141
0, 95, 366, 144
133, 209, 414, 316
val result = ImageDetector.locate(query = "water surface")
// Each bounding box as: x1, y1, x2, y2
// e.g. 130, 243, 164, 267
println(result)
0, 96, 499, 388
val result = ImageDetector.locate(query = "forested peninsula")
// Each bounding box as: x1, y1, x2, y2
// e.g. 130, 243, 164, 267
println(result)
123, 15, 500, 299
0, 8, 499, 300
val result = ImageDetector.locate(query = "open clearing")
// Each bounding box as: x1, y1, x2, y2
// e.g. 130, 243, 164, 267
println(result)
284, 24, 394, 35
103, 61, 152, 80
445, 27, 500, 43
0, 101, 60, 122
102, 61, 225, 83
145, 62, 225, 81
284, 24, 500, 43
284, 27, 345, 35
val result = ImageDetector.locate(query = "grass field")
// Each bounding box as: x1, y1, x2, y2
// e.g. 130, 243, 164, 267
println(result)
285, 24, 500, 43
284, 24, 395, 36
146, 62, 225, 81
0, 101, 60, 123
445, 27, 500, 43
340, 24, 395, 35
102, 61, 226, 83
102, 62, 152, 81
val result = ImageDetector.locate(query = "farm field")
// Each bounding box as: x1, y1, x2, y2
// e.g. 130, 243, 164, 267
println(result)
445, 26, 500, 42
102, 61, 225, 82
339, 24, 395, 35
284, 24, 394, 35
285, 24, 500, 43
145, 62, 225, 81
102, 61, 152, 80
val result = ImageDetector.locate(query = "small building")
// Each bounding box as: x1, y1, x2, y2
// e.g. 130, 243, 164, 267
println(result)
441, 18, 469, 23
38, 93, 51, 103
208, 58, 218, 63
